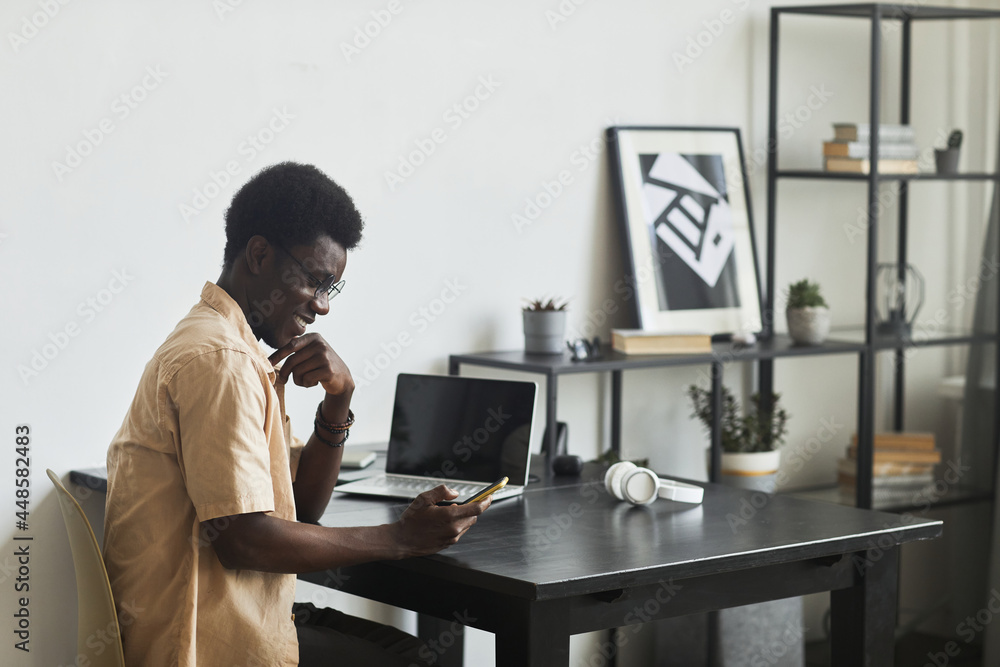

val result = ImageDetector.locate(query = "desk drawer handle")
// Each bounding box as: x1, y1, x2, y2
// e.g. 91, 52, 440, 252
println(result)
813, 555, 845, 568
592, 589, 627, 603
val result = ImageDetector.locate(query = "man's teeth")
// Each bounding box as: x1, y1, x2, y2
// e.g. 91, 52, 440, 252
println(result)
294, 315, 307, 328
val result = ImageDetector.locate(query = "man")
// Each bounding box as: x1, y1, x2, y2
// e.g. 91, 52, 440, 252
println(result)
104, 162, 488, 666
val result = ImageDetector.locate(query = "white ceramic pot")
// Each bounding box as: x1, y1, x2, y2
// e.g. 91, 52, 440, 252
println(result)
523, 310, 567, 354
786, 306, 830, 345
714, 449, 782, 492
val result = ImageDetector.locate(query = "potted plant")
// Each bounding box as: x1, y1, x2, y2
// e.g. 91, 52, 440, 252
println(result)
786, 278, 830, 345
523, 297, 568, 355
687, 384, 789, 491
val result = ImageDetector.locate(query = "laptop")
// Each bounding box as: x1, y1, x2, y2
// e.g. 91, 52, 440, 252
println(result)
334, 373, 538, 503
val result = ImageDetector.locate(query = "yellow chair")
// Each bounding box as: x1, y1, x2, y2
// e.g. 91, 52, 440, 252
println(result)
47, 469, 126, 667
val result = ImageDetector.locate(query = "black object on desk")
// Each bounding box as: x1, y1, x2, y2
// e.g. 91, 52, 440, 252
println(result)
551, 454, 583, 477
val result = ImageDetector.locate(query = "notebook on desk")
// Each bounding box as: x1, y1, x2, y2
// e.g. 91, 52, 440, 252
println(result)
334, 373, 538, 503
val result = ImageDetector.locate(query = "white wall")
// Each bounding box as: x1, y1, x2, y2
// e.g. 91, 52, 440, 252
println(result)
2, 1, 997, 665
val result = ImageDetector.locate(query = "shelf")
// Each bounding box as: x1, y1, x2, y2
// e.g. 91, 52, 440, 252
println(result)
787, 483, 994, 512
451, 329, 995, 377
828, 327, 997, 350
450, 335, 866, 376
775, 4, 1000, 21
776, 170, 1000, 182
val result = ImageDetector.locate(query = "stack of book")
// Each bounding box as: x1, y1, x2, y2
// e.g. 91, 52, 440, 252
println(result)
824, 123, 920, 174
611, 329, 712, 355
838, 432, 940, 506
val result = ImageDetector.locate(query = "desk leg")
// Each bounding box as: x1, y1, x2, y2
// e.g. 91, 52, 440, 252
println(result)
495, 600, 570, 666
418, 615, 464, 667
830, 547, 899, 666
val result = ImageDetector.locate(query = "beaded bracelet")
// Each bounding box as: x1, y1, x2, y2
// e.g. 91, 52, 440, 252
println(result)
314, 404, 354, 448
315, 404, 355, 432
313, 423, 349, 447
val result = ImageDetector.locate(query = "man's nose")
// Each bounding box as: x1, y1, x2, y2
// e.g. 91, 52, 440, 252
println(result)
311, 292, 330, 316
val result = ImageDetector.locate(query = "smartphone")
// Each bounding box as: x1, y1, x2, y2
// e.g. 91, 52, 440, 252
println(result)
459, 476, 508, 505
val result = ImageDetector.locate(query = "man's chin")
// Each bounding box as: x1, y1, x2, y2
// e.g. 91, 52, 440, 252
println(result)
254, 320, 296, 350
259, 330, 285, 350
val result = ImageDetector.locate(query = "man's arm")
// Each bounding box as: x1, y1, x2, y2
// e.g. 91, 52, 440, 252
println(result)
205, 485, 489, 573
268, 333, 355, 523
292, 391, 352, 523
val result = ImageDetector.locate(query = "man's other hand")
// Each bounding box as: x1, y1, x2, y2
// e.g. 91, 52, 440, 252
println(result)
393, 485, 490, 558
268, 333, 354, 397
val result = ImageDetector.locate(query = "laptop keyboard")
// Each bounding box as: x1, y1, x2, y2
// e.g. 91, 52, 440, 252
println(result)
370, 476, 482, 498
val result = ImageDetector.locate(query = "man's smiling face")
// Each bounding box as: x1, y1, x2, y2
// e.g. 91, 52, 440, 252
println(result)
250, 234, 347, 349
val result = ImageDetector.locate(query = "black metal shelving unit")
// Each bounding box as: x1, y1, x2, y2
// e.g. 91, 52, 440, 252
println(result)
768, 6, 1000, 662
765, 3, 1000, 512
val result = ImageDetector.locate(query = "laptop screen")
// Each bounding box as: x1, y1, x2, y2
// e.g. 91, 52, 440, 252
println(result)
385, 374, 537, 485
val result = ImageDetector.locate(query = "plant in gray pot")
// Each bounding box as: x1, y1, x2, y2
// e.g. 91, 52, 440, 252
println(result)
523, 298, 568, 355
786, 278, 830, 345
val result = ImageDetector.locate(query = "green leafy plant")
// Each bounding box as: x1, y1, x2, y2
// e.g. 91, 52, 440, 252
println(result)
523, 297, 568, 312
687, 384, 790, 453
786, 279, 828, 309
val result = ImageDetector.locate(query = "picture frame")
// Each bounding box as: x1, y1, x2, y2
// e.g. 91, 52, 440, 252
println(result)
606, 126, 763, 336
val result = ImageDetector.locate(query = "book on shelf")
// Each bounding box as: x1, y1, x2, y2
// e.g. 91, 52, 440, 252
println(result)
838, 472, 935, 488
837, 458, 935, 477
845, 445, 941, 464
610, 329, 712, 355
849, 432, 936, 451
837, 452, 939, 506
837, 475, 934, 492
833, 123, 915, 143
825, 157, 920, 174
823, 141, 919, 160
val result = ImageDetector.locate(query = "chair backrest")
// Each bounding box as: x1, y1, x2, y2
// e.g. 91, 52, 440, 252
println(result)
47, 469, 126, 667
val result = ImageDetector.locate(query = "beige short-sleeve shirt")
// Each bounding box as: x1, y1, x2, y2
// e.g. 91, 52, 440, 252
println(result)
104, 282, 305, 667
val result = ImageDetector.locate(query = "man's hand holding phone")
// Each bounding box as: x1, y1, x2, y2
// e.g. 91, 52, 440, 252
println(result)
393, 485, 492, 558
451, 476, 508, 505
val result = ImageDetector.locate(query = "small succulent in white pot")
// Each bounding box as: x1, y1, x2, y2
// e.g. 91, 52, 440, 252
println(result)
786, 279, 830, 345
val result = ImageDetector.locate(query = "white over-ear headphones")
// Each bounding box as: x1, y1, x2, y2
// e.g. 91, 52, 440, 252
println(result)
604, 461, 705, 506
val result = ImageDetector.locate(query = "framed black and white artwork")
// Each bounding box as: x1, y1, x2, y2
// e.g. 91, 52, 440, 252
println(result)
607, 126, 763, 336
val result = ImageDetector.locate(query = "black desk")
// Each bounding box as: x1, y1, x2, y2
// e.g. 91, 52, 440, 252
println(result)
304, 467, 941, 666
72, 462, 942, 665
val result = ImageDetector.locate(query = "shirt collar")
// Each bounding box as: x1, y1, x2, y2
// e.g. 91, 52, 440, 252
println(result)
199, 282, 277, 382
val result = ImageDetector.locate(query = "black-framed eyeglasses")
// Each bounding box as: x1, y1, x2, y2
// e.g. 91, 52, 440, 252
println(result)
274, 244, 345, 300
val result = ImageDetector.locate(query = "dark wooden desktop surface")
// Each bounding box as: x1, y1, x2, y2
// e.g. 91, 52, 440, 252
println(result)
71, 458, 942, 665
303, 463, 941, 665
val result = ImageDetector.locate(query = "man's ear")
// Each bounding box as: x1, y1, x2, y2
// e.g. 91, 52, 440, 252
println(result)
244, 236, 273, 276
